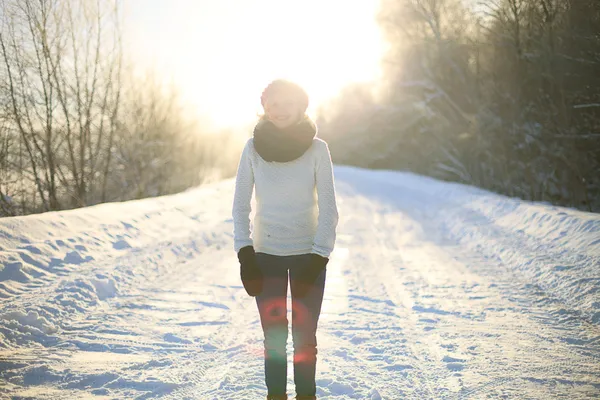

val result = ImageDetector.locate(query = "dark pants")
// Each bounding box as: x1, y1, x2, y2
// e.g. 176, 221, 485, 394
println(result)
254, 252, 326, 397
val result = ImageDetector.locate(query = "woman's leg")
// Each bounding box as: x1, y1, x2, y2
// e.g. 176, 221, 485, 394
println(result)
255, 253, 290, 397
289, 255, 326, 397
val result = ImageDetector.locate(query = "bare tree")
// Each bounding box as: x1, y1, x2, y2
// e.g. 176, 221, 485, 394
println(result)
0, 119, 15, 215
0, 0, 123, 214
0, 0, 250, 217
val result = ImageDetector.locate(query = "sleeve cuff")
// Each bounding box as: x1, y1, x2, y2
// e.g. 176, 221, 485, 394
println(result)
234, 239, 254, 253
311, 244, 332, 258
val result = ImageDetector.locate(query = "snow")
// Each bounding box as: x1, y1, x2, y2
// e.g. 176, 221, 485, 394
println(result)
0, 166, 599, 399
348, 168, 600, 324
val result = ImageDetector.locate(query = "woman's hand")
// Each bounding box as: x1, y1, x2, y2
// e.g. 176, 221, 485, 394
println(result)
237, 246, 263, 297
294, 254, 328, 298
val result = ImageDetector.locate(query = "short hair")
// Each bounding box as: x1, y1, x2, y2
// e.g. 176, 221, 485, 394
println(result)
260, 79, 309, 113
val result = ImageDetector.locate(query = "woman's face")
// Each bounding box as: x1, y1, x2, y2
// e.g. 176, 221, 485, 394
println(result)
264, 89, 303, 129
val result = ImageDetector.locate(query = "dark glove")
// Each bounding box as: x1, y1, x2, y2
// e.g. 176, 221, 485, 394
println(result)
294, 253, 328, 298
237, 246, 263, 297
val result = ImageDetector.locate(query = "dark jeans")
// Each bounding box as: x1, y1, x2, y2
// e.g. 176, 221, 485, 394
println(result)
254, 252, 326, 397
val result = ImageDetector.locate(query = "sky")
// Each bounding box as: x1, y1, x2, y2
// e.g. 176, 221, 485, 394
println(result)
124, 0, 384, 130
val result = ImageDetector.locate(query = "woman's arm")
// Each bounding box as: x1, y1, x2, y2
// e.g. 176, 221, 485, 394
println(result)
232, 140, 255, 252
312, 140, 339, 258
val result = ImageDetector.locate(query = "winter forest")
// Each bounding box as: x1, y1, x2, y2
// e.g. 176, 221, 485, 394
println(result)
1, 0, 599, 217
0, 0, 240, 217
318, 0, 600, 213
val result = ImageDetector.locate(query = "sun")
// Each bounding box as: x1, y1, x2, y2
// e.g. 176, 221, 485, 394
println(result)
127, 0, 383, 130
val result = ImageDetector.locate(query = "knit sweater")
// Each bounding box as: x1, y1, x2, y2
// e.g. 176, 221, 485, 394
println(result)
232, 137, 339, 258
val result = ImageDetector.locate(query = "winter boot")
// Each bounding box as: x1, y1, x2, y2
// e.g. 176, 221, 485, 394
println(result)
266, 396, 287, 400
296, 396, 316, 400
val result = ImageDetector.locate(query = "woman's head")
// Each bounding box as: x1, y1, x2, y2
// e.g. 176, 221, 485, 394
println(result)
260, 79, 309, 129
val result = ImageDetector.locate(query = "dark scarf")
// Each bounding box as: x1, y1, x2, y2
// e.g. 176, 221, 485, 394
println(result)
253, 117, 317, 162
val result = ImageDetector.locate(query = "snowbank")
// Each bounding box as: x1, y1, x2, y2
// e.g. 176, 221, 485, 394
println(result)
0, 183, 232, 348
335, 167, 600, 325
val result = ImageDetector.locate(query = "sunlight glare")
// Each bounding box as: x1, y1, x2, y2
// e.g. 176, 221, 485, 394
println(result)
126, 0, 383, 129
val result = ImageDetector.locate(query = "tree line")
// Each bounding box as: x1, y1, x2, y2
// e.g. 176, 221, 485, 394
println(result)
0, 0, 239, 217
319, 0, 600, 212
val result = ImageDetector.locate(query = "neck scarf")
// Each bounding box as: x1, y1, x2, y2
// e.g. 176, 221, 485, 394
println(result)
253, 117, 317, 162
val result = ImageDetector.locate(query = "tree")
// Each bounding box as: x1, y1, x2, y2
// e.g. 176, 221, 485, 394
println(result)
0, 0, 244, 217
319, 0, 600, 211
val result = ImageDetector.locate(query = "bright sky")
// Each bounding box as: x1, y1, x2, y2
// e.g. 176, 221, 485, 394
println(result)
124, 0, 384, 129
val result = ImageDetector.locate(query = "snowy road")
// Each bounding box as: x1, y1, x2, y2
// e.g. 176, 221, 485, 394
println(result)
1, 167, 599, 399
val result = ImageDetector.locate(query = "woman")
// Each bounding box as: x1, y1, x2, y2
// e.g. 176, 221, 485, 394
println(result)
232, 79, 339, 400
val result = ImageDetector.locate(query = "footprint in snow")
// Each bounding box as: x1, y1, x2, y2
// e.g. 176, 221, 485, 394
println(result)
112, 239, 131, 250
163, 333, 192, 344
443, 355, 466, 371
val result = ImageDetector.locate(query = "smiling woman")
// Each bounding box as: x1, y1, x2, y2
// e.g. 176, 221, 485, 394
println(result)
125, 0, 383, 129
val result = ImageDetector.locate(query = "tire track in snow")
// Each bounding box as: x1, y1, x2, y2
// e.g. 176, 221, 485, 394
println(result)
330, 178, 600, 399
0, 228, 233, 398
316, 247, 406, 399
342, 212, 442, 399
368, 198, 600, 399
2, 239, 257, 399
95, 249, 261, 399
317, 195, 439, 399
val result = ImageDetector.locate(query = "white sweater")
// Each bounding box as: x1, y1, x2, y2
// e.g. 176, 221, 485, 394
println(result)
232, 137, 339, 258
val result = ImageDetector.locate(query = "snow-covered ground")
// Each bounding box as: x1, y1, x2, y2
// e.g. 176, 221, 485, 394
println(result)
1, 166, 599, 399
